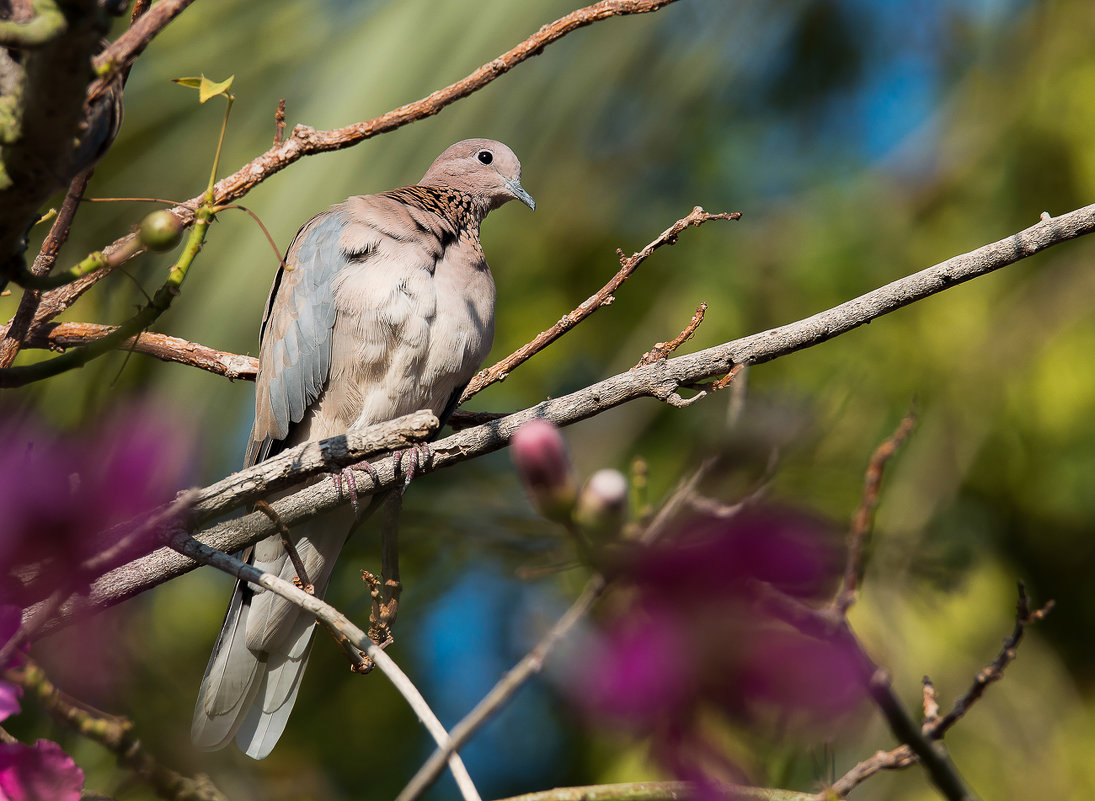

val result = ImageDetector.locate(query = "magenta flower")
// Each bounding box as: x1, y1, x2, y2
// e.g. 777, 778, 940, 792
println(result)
583, 604, 693, 724
0, 607, 22, 722
0, 404, 194, 608
0, 740, 84, 801
737, 628, 865, 724
571, 507, 866, 783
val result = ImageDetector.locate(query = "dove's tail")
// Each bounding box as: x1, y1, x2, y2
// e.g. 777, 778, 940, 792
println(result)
191, 514, 350, 759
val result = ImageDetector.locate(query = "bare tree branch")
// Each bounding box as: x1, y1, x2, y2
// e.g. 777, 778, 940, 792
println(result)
0, 169, 93, 368
822, 583, 1053, 799
633, 301, 708, 369
931, 581, 1054, 736
821, 747, 919, 799
23, 320, 259, 378
864, 668, 976, 801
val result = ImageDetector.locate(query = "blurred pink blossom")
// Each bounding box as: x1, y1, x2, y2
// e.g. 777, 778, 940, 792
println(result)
0, 740, 84, 801
584, 605, 692, 724
0, 607, 22, 721
573, 507, 866, 784
0, 404, 194, 609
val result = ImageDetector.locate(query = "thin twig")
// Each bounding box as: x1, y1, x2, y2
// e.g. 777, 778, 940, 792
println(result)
865, 669, 976, 801
633, 301, 707, 368
834, 408, 917, 613
130, 0, 151, 24
463, 207, 739, 401
23, 320, 258, 378
368, 489, 403, 646
922, 676, 941, 727
821, 747, 918, 799
748, 580, 977, 800
0, 169, 92, 368
213, 204, 286, 266
931, 581, 1053, 736
762, 585, 977, 799
89, 0, 197, 99
397, 575, 607, 801
710, 362, 745, 392
820, 584, 1052, 799
274, 98, 286, 145
254, 500, 313, 593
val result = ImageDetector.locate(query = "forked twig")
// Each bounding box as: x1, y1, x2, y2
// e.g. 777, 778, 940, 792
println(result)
633, 301, 707, 368
821, 582, 1053, 798
931, 581, 1053, 736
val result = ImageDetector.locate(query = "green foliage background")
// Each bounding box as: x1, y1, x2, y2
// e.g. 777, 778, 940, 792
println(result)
4, 0, 1095, 798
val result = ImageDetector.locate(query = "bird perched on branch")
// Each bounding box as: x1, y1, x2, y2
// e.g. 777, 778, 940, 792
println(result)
191, 139, 534, 759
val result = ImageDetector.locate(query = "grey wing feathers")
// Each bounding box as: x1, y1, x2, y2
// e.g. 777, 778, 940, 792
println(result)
248, 210, 349, 465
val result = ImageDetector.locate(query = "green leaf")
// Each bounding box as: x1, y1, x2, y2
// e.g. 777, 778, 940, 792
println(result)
199, 75, 234, 103
172, 74, 235, 103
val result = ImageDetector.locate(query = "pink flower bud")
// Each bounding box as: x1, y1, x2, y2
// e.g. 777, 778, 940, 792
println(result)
511, 419, 576, 522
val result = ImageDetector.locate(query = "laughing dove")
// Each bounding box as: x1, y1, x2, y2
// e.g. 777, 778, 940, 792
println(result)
191, 139, 534, 759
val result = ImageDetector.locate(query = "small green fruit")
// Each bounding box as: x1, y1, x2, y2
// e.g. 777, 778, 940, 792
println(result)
139, 211, 183, 252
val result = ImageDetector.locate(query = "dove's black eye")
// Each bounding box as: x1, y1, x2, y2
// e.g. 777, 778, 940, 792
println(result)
477, 150, 493, 165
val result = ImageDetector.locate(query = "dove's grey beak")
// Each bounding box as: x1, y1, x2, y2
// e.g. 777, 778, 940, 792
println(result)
507, 178, 536, 211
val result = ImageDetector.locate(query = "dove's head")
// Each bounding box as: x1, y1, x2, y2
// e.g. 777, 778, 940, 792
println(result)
421, 138, 535, 212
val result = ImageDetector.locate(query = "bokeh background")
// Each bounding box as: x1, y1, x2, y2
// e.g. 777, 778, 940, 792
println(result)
4, 0, 1095, 798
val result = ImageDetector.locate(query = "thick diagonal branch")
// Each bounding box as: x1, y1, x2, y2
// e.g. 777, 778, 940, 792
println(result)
31, 203, 1095, 627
